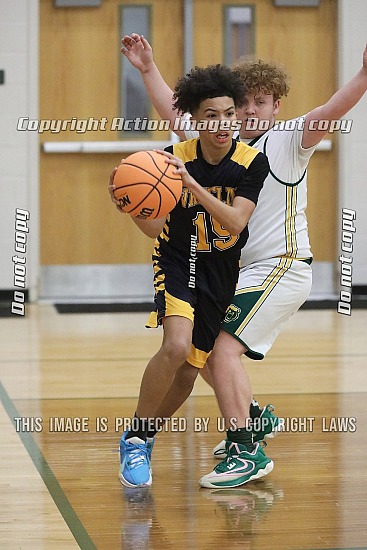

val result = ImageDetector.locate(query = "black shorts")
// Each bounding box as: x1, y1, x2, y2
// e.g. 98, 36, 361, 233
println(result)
146, 249, 240, 368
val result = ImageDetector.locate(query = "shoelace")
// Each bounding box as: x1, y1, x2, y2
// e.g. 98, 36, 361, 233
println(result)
128, 446, 148, 469
226, 442, 241, 458
214, 445, 241, 473
226, 441, 261, 458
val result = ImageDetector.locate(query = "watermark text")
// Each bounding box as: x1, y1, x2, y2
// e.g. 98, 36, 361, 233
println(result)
338, 208, 356, 316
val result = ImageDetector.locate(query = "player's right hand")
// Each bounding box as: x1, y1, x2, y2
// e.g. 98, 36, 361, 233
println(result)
120, 34, 153, 73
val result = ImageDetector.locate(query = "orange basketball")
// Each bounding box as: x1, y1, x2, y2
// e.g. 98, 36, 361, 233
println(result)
113, 150, 182, 220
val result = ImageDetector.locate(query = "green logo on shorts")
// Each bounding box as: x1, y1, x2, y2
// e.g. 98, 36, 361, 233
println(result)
224, 304, 241, 323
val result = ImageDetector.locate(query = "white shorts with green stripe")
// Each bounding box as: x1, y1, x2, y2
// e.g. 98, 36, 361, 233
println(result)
221, 257, 312, 360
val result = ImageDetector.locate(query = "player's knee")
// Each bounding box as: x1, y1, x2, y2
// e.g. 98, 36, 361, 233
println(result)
213, 331, 247, 361
161, 338, 191, 368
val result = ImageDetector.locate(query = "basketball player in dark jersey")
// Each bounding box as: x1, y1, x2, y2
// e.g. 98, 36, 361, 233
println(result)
113, 64, 270, 488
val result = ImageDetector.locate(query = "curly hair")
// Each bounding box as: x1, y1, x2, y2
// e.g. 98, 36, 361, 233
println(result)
231, 57, 290, 101
173, 64, 247, 115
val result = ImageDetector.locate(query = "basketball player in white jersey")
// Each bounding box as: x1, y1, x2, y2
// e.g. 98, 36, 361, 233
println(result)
118, 35, 367, 488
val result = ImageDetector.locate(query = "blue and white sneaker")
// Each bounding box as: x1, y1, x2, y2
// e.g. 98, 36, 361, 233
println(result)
119, 432, 152, 488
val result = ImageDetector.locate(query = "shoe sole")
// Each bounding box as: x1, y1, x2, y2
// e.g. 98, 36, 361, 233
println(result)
118, 472, 152, 488
199, 460, 274, 489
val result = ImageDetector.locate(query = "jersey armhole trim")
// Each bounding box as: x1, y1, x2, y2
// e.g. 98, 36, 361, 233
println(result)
263, 136, 307, 187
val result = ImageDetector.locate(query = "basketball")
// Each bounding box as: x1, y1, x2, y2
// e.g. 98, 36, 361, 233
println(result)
113, 150, 183, 220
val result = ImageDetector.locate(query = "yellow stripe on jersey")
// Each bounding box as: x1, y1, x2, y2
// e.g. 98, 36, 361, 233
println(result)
172, 138, 199, 163
235, 257, 292, 295
231, 141, 260, 168
187, 344, 209, 369
286, 186, 298, 258
172, 138, 259, 169
234, 257, 293, 335
152, 257, 165, 292
160, 232, 169, 242
158, 214, 171, 242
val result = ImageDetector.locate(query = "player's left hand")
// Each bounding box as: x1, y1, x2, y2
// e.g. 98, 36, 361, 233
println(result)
108, 166, 126, 213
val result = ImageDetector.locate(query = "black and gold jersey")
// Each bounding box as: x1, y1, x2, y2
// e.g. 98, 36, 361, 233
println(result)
155, 138, 269, 260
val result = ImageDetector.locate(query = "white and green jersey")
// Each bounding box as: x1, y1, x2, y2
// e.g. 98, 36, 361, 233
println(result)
239, 117, 317, 267
185, 116, 317, 268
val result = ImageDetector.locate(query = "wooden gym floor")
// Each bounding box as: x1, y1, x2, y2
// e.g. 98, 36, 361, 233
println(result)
1, 304, 367, 549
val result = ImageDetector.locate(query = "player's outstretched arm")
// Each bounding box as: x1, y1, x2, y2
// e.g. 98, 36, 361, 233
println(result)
108, 166, 165, 238
121, 34, 187, 140
302, 44, 367, 149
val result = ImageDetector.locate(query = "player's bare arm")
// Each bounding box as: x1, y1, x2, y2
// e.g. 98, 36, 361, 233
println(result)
129, 216, 166, 238
302, 44, 367, 149
108, 166, 165, 238
156, 149, 256, 236
121, 34, 186, 140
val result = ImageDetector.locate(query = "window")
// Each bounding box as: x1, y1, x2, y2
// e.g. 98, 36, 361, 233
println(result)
119, 5, 151, 136
223, 6, 254, 65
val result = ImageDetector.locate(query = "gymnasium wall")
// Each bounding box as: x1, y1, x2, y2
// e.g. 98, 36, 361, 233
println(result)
338, 0, 367, 287
1, 0, 366, 302
0, 0, 39, 300
38, 0, 338, 301
39, 0, 337, 264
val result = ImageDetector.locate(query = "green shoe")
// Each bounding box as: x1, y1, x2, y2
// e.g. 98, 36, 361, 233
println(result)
213, 404, 284, 459
253, 404, 284, 443
200, 442, 273, 489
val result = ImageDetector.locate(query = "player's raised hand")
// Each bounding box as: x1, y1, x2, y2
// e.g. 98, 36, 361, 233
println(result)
121, 34, 153, 73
